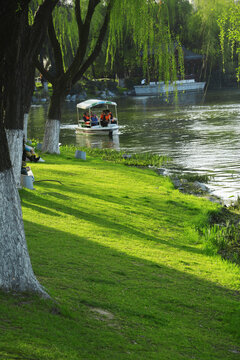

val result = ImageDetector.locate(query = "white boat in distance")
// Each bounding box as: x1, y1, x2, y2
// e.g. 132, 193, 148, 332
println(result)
76, 99, 119, 135
134, 79, 206, 96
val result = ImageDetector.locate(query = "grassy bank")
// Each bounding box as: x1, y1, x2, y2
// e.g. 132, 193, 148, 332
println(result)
0, 147, 239, 359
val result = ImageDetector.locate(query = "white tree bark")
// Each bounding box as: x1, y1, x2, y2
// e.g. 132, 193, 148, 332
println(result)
6, 129, 23, 188
42, 119, 60, 154
0, 168, 49, 297
23, 113, 29, 141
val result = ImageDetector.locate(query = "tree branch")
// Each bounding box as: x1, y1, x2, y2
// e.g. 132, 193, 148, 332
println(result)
85, 0, 101, 26
35, 59, 55, 84
73, 0, 113, 84
75, 0, 83, 38
28, 0, 59, 58
48, 14, 64, 76
65, 0, 101, 80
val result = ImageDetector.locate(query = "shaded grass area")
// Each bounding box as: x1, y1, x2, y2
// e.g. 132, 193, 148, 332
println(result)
1, 148, 240, 359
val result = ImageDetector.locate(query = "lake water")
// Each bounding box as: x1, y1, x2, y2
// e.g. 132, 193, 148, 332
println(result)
29, 89, 240, 204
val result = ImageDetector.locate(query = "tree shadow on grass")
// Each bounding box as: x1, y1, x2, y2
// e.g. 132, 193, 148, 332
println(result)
22, 219, 240, 360
22, 187, 205, 257
34, 168, 199, 211
23, 202, 62, 217
28, 177, 210, 227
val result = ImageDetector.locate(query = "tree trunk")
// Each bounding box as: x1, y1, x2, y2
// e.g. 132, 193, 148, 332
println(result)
42, 119, 60, 154
23, 113, 29, 141
42, 88, 62, 154
0, 125, 48, 297
0, 169, 48, 296
6, 129, 23, 188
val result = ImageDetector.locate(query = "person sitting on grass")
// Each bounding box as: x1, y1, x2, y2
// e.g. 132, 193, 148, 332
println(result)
22, 138, 40, 163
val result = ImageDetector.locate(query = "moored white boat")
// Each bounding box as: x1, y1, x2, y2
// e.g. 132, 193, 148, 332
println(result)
76, 99, 119, 135
134, 79, 206, 96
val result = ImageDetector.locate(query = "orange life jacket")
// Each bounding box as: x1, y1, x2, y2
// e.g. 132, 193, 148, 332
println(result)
83, 114, 90, 122
105, 114, 110, 121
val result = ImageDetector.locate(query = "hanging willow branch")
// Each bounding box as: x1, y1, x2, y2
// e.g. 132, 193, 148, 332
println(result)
107, 0, 183, 84
218, 2, 240, 81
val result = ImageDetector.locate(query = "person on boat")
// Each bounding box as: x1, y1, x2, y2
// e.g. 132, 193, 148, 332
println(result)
100, 110, 108, 127
90, 112, 99, 126
105, 109, 112, 120
83, 111, 91, 127
105, 109, 116, 124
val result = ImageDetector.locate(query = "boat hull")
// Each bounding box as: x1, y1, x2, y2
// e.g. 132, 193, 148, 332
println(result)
134, 79, 206, 96
76, 124, 119, 135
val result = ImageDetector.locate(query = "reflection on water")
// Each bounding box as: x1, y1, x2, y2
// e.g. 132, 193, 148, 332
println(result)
75, 133, 120, 150
29, 89, 240, 203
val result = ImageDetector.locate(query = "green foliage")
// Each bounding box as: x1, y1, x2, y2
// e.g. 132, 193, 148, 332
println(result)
28, 6, 34, 25
230, 196, 240, 211
202, 221, 240, 264
53, 4, 79, 71
183, 0, 233, 81
179, 173, 213, 184
35, 1, 187, 88
218, 1, 240, 81
104, 0, 193, 82
116, 86, 127, 94
124, 77, 141, 89
27, 138, 40, 149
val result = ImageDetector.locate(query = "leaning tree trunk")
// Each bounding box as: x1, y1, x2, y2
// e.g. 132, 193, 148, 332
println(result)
42, 89, 62, 154
0, 126, 48, 297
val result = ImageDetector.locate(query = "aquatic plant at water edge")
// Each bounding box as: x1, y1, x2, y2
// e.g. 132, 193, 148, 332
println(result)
75, 146, 170, 167
179, 173, 214, 184
202, 221, 240, 264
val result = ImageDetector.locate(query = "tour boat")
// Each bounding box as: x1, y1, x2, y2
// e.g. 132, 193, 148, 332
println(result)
76, 99, 119, 135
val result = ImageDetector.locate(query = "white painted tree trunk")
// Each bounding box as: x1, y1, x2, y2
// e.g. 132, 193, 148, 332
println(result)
6, 129, 23, 188
42, 119, 60, 154
23, 113, 29, 141
0, 168, 48, 296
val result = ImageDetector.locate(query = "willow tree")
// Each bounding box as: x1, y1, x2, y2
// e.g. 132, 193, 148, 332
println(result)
0, 0, 58, 296
37, 0, 184, 153
183, 0, 233, 84
218, 1, 240, 83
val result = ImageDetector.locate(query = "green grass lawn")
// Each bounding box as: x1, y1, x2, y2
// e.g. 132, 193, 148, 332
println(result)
0, 147, 239, 359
